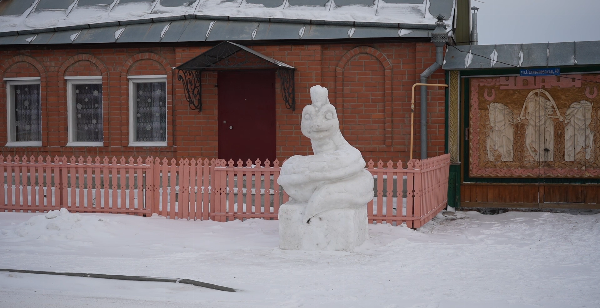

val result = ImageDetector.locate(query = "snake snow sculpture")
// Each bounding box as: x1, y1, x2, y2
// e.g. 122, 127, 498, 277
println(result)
277, 85, 374, 251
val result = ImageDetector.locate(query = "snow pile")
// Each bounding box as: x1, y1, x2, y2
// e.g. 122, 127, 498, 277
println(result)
4, 208, 113, 241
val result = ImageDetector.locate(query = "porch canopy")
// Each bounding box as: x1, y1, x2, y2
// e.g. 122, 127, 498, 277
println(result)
176, 41, 296, 112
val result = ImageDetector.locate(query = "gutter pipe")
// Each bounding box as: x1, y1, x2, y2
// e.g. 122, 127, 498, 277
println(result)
419, 15, 448, 159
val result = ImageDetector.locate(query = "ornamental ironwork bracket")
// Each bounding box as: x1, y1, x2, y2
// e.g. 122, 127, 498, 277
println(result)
277, 68, 296, 111
177, 70, 202, 112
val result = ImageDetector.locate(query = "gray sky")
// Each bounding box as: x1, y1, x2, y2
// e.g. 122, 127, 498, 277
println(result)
475, 0, 600, 45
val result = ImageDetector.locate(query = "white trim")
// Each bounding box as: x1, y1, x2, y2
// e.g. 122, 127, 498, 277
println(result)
5, 141, 42, 147
67, 79, 103, 144
64, 76, 102, 80
129, 142, 168, 147
127, 75, 167, 79
3, 77, 41, 81
6, 80, 42, 145
128, 76, 168, 145
66, 142, 103, 147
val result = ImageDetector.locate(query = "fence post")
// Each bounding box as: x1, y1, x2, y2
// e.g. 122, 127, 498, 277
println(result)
168, 158, 177, 219
254, 159, 262, 218
94, 157, 102, 211
7, 156, 13, 211
413, 160, 423, 228
14, 156, 22, 209
145, 157, 155, 216
263, 159, 271, 219
385, 161, 394, 224
180, 158, 190, 220
0, 155, 4, 209
212, 160, 220, 222
61, 156, 69, 209
213, 160, 228, 222
273, 159, 281, 216
202, 159, 211, 221
226, 159, 235, 221
154, 158, 161, 217
244, 159, 253, 215
366, 160, 374, 223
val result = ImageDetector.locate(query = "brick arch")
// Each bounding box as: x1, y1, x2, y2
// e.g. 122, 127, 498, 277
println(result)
54, 54, 110, 148
336, 46, 392, 71
1, 55, 46, 78
122, 52, 171, 75
335, 46, 393, 147
120, 53, 173, 147
0, 55, 47, 146
58, 54, 108, 77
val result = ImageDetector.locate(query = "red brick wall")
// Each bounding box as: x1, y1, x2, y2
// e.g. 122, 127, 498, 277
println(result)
64, 60, 102, 76
341, 53, 386, 148
0, 42, 445, 163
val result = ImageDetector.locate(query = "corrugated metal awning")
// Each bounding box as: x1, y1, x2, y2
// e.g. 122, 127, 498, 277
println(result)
177, 41, 294, 70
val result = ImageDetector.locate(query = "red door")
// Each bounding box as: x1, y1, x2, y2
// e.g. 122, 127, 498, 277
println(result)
218, 70, 276, 162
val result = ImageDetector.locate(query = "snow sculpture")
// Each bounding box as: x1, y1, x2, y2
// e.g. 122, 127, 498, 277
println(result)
487, 102, 514, 161
565, 101, 593, 161
518, 89, 562, 162
277, 85, 374, 251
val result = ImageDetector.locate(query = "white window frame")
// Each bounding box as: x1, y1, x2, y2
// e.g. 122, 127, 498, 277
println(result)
66, 76, 103, 147
5, 77, 42, 147
128, 75, 168, 147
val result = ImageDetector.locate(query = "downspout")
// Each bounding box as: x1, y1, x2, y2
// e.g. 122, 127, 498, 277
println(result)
420, 15, 448, 159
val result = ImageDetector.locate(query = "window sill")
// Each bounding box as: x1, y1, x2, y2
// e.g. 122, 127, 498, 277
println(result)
129, 142, 168, 147
67, 142, 103, 147
5, 141, 42, 147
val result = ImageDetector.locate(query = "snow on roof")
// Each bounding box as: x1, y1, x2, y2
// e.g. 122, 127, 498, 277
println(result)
0, 0, 454, 35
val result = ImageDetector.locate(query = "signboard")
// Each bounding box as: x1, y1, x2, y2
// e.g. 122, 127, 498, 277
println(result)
520, 68, 560, 76
468, 73, 600, 179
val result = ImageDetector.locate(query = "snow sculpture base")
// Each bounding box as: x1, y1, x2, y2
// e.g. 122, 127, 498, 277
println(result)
279, 203, 368, 251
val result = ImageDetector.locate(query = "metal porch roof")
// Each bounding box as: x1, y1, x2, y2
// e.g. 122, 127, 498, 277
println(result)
177, 40, 294, 70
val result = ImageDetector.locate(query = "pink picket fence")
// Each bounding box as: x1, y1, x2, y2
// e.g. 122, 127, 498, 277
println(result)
367, 154, 450, 228
0, 154, 450, 228
0, 155, 153, 216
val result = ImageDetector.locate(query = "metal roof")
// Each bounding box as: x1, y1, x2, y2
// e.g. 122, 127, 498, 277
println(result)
0, 15, 437, 45
0, 0, 36, 16
36, 0, 76, 11
0, 0, 454, 39
443, 41, 600, 70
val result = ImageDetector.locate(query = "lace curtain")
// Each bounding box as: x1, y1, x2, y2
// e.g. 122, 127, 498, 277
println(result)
135, 82, 166, 142
74, 84, 103, 142
14, 84, 41, 142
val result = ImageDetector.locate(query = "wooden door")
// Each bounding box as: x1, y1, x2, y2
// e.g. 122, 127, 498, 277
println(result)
218, 70, 276, 162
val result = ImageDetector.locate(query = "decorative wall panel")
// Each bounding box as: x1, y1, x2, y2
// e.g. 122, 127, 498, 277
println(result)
448, 71, 460, 163
469, 74, 600, 178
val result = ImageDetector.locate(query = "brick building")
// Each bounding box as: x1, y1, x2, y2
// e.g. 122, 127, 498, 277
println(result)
0, 0, 458, 163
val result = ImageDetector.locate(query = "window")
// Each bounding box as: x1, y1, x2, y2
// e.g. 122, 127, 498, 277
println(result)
5, 78, 42, 147
128, 76, 167, 146
67, 77, 103, 146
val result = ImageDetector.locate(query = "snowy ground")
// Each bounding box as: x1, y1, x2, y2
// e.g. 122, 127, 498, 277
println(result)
0, 209, 599, 308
